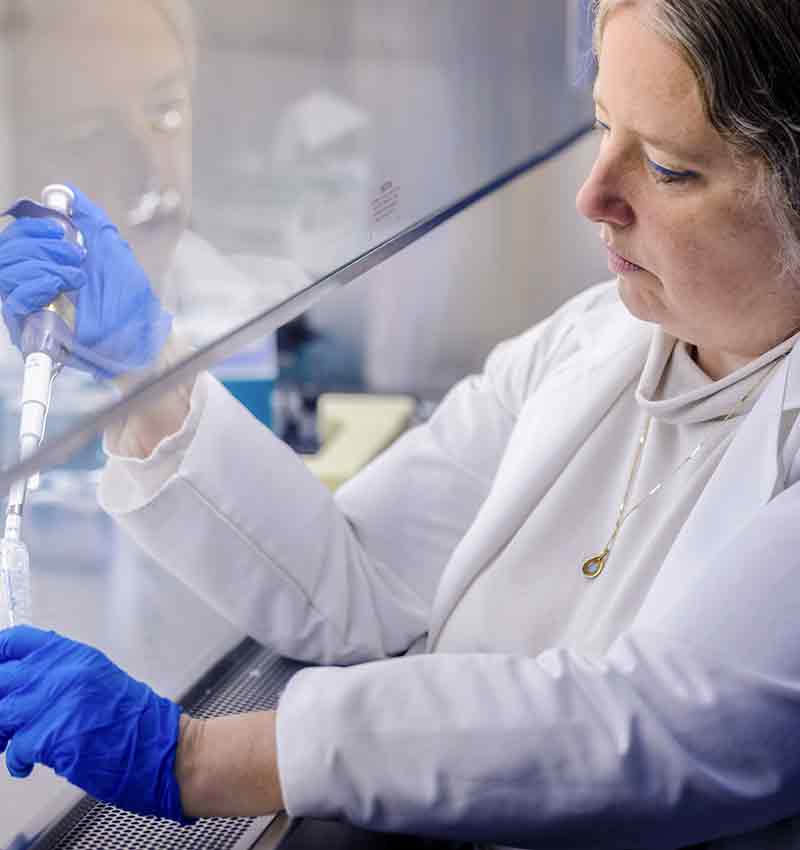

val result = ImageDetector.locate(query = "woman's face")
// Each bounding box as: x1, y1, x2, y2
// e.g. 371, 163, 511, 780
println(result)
576, 5, 800, 378
13, 1, 193, 283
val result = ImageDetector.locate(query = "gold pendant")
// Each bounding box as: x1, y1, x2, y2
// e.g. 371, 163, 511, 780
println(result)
581, 550, 609, 579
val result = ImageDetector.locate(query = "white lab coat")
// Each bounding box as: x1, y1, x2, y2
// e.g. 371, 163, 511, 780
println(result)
101, 281, 800, 849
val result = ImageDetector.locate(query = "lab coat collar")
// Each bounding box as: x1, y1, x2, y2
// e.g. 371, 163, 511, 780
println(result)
783, 335, 800, 411
635, 340, 800, 625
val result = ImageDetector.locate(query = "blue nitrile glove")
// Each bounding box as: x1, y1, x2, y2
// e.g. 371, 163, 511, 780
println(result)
0, 186, 172, 379
0, 626, 192, 824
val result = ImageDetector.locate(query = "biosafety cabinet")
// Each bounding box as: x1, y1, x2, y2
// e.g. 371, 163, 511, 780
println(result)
0, 2, 598, 848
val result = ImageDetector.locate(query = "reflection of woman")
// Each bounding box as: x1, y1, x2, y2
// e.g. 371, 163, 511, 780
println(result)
4, 1, 800, 847
11, 0, 194, 284
5, 0, 301, 434
10, 0, 301, 333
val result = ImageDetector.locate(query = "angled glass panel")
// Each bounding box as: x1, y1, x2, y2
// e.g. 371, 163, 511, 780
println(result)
0, 0, 594, 487
0, 2, 594, 845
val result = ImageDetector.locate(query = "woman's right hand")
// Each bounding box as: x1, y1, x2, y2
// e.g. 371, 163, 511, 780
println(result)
0, 187, 172, 379
0, 625, 191, 822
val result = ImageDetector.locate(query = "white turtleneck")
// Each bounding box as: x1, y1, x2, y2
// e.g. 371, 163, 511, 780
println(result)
434, 327, 798, 657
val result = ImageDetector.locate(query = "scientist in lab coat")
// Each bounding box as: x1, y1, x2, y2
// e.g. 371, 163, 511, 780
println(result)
3, 1, 800, 848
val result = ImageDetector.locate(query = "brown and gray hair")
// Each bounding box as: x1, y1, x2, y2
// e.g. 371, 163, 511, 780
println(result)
594, 0, 800, 276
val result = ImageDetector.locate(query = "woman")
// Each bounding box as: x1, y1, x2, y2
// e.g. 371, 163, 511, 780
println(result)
2, 1, 800, 847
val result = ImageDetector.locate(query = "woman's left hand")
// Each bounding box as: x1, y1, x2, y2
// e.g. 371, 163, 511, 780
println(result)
0, 626, 192, 823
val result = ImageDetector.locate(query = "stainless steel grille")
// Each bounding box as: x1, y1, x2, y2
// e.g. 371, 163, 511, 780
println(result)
32, 641, 304, 850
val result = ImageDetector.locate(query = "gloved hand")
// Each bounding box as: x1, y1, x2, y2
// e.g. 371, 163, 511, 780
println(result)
0, 186, 172, 379
0, 626, 192, 823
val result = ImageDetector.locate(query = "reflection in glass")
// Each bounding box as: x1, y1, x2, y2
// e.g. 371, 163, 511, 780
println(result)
0, 3, 593, 844
10, 0, 306, 327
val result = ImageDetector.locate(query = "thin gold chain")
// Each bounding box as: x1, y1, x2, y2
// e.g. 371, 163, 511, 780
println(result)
581, 354, 787, 579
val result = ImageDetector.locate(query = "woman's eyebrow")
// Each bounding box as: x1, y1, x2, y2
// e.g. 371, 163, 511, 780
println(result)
148, 69, 190, 97
593, 90, 709, 165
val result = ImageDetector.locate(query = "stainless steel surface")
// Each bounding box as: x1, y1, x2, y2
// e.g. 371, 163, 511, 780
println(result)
248, 813, 296, 850
32, 796, 271, 850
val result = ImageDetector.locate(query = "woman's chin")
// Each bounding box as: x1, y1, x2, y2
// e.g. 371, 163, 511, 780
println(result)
616, 273, 663, 324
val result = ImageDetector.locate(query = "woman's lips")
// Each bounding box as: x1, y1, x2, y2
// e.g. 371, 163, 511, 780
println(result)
606, 245, 645, 274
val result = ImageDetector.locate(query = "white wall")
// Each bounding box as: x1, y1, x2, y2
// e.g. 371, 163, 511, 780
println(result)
356, 130, 608, 397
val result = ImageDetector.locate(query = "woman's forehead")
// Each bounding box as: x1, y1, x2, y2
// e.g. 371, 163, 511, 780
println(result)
596, 5, 723, 163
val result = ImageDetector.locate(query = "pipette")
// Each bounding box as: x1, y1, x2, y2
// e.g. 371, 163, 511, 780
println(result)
0, 184, 83, 627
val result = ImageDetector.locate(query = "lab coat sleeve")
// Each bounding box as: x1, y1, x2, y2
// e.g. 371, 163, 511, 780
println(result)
101, 373, 429, 664
276, 481, 800, 849
97, 287, 593, 665
99, 328, 538, 663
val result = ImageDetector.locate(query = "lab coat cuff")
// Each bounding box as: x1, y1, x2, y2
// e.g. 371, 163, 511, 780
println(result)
99, 374, 209, 513
103, 370, 208, 461
275, 666, 338, 818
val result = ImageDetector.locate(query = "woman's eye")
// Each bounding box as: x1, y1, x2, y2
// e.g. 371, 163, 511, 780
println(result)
591, 119, 698, 185
154, 108, 185, 132
148, 95, 190, 133
647, 158, 696, 185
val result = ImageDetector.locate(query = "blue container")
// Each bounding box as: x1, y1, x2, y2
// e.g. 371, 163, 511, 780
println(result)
213, 337, 278, 429
219, 376, 276, 428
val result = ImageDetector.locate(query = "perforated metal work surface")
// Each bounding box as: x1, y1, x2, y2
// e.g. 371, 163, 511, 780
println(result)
32, 642, 304, 850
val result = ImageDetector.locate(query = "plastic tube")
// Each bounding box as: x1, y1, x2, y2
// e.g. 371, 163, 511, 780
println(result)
0, 532, 31, 628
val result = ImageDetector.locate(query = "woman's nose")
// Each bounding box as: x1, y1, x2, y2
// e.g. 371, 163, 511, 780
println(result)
575, 149, 635, 229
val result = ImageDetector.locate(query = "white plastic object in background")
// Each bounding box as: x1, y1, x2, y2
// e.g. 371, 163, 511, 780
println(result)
303, 393, 416, 490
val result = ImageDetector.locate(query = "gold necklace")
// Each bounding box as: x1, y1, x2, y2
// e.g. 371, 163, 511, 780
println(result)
581, 355, 787, 579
